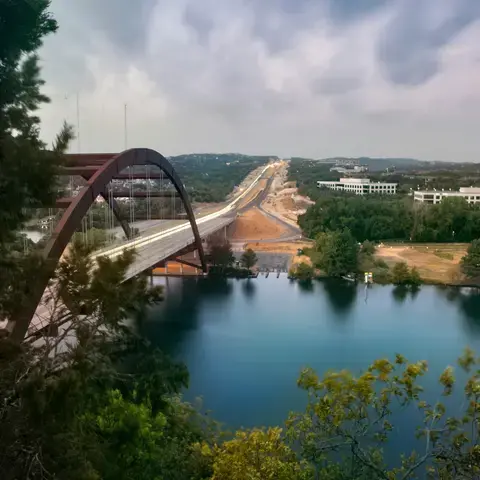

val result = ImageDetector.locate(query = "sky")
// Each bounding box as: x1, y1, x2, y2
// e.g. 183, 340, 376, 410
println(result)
38, 0, 480, 161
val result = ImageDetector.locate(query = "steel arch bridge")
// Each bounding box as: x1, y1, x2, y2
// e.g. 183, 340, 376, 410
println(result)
10, 148, 207, 342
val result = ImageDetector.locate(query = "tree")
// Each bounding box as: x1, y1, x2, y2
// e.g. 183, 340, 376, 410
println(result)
204, 428, 312, 480
391, 261, 411, 285
0, 0, 74, 321
361, 240, 376, 256
462, 239, 480, 278
0, 241, 217, 480
409, 266, 421, 287
240, 248, 258, 270
314, 229, 359, 276
286, 349, 480, 479
72, 227, 108, 249
289, 262, 314, 282
207, 237, 235, 269
392, 262, 422, 286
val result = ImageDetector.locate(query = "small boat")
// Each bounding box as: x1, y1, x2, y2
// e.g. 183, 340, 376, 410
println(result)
342, 274, 357, 283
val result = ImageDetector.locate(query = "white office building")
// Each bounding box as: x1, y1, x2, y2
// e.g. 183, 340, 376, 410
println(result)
317, 178, 397, 195
413, 187, 480, 205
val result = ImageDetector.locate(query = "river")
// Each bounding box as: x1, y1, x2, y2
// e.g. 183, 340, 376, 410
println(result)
142, 276, 480, 454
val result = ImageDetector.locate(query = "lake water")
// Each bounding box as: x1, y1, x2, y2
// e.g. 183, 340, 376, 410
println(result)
142, 276, 480, 454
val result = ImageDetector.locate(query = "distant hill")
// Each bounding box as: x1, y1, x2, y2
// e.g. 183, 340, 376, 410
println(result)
318, 157, 429, 172
167, 153, 277, 203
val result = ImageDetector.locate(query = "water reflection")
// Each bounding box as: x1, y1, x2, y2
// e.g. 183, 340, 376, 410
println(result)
142, 277, 480, 437
197, 276, 233, 300
391, 285, 421, 303
392, 286, 409, 303
437, 286, 480, 333
142, 277, 233, 354
241, 279, 256, 299
322, 279, 357, 314
297, 280, 314, 293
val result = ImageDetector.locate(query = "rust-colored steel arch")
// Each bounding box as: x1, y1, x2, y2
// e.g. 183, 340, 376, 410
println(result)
10, 148, 206, 342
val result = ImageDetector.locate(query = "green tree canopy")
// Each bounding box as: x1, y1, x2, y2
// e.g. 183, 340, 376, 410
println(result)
289, 262, 314, 282
462, 239, 480, 278
0, 0, 73, 321
207, 237, 235, 269
205, 428, 311, 480
240, 248, 258, 270
314, 229, 359, 276
392, 262, 422, 286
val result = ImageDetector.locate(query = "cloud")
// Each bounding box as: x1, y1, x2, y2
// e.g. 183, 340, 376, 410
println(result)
378, 0, 480, 85
37, 0, 480, 161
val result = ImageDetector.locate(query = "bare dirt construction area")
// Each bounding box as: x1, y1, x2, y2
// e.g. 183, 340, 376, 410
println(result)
375, 243, 468, 284
261, 163, 314, 228
244, 241, 314, 255
230, 207, 287, 240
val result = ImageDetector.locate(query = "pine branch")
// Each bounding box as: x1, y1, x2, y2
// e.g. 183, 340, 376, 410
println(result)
52, 121, 74, 154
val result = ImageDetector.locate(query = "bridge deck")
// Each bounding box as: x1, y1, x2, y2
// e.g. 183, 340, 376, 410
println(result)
28, 214, 235, 337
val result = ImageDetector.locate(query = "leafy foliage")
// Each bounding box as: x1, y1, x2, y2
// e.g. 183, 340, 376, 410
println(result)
299, 191, 480, 243
72, 227, 108, 249
461, 239, 480, 278
289, 262, 314, 282
171, 154, 275, 203
0, 241, 216, 480
0, 0, 74, 321
240, 248, 258, 270
207, 237, 235, 269
205, 428, 312, 480
391, 262, 422, 286
283, 351, 480, 478
313, 229, 359, 276
362, 240, 376, 256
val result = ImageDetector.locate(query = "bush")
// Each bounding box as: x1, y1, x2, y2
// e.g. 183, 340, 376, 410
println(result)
289, 262, 314, 282
434, 250, 454, 260
461, 239, 480, 278
392, 262, 422, 286
361, 240, 376, 256
374, 258, 389, 269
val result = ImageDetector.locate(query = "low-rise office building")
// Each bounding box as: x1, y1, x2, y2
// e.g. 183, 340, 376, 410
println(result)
317, 178, 397, 195
413, 187, 480, 205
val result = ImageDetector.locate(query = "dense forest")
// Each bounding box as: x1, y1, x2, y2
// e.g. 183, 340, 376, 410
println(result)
299, 192, 480, 243
170, 153, 275, 202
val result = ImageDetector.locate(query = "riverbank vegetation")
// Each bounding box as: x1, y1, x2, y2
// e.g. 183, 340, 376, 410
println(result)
299, 192, 480, 243
3, 2, 480, 478
288, 262, 315, 281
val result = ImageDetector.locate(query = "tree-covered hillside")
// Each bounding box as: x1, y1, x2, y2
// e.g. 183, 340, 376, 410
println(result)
170, 154, 276, 202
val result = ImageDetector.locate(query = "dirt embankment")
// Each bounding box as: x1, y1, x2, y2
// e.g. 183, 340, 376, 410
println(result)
230, 208, 287, 240
375, 243, 468, 284
261, 163, 314, 228
244, 241, 314, 254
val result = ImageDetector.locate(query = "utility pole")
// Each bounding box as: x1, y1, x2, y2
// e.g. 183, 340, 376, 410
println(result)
124, 103, 128, 151
76, 92, 81, 152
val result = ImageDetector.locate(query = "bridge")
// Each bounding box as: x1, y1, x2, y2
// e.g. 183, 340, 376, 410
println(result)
7, 148, 272, 342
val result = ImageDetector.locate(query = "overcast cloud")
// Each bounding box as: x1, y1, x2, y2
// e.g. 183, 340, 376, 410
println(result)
38, 0, 480, 161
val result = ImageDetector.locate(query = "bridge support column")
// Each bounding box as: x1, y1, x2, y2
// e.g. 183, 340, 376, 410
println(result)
165, 262, 169, 275
180, 263, 184, 275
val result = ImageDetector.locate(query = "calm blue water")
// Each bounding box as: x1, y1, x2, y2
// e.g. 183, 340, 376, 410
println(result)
143, 276, 480, 453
